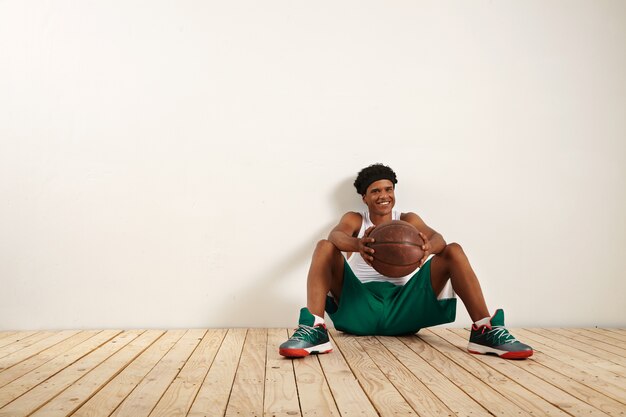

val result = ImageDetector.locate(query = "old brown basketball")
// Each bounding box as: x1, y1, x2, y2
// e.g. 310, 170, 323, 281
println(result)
367, 220, 424, 278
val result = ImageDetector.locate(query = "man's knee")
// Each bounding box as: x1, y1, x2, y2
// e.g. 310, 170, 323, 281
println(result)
315, 239, 336, 252
314, 239, 342, 259
313, 239, 345, 288
441, 242, 465, 259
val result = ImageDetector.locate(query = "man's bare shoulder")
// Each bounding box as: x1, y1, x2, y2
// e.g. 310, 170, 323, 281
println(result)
338, 211, 363, 227
332, 211, 363, 236
342, 211, 363, 221
400, 211, 440, 239
400, 211, 419, 221
400, 212, 427, 228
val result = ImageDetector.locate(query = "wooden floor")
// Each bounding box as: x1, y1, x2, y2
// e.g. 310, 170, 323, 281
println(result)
0, 328, 624, 416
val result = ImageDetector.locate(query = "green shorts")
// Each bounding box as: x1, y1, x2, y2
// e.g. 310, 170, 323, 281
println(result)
326, 258, 457, 336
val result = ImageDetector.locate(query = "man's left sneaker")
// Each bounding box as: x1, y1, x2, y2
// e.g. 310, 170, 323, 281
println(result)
279, 308, 333, 358
468, 309, 534, 359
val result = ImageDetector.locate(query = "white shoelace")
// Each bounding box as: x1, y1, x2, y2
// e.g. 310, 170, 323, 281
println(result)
489, 326, 518, 344
292, 325, 317, 341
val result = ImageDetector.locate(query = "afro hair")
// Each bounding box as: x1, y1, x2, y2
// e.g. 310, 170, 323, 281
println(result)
353, 163, 398, 196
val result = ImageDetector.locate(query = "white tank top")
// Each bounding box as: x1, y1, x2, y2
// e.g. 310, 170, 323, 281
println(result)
346, 210, 420, 285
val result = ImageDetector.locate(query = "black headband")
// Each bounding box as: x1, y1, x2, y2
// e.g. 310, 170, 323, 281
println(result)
358, 173, 397, 195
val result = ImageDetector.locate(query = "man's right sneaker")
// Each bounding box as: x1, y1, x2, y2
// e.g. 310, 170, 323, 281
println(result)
468, 309, 534, 359
279, 308, 333, 358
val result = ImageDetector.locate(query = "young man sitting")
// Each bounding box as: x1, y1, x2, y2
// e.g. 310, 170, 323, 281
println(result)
279, 163, 533, 359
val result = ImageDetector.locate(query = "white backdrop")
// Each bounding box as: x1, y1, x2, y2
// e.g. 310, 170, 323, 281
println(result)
1, 1, 625, 330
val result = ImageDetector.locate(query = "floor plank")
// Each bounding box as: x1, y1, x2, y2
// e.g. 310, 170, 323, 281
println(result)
0, 332, 38, 350
334, 331, 418, 416
30, 330, 164, 417
317, 332, 379, 417
0, 332, 57, 360
581, 328, 626, 344
513, 329, 626, 401
0, 333, 19, 347
148, 329, 227, 417
292, 348, 340, 417
604, 329, 626, 337
377, 335, 490, 417
225, 328, 266, 417
264, 329, 301, 417
187, 328, 247, 417
444, 328, 622, 416
0, 330, 80, 372
108, 329, 206, 417
72, 330, 186, 417
0, 330, 139, 416
551, 328, 626, 357
0, 330, 121, 409
400, 333, 533, 416
331, 330, 417, 416
526, 329, 626, 369
0, 327, 622, 416
0, 331, 99, 389
517, 329, 626, 378
424, 329, 574, 416
359, 335, 454, 416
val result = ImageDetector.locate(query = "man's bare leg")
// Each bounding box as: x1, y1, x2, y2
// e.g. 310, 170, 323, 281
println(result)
306, 240, 345, 318
429, 242, 490, 322
430, 242, 534, 358
279, 240, 341, 358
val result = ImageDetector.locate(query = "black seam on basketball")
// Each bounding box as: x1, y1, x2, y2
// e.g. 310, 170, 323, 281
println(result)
373, 221, 414, 227
370, 242, 421, 246
373, 257, 419, 267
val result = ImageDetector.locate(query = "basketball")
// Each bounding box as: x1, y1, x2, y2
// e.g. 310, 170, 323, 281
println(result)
367, 220, 424, 277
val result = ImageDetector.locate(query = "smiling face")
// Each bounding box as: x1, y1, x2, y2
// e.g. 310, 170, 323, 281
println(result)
362, 179, 395, 218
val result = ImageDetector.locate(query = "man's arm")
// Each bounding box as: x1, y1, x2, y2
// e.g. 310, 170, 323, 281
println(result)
328, 211, 375, 264
401, 212, 447, 263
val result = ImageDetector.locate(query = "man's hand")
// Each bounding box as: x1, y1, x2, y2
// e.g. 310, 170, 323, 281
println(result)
418, 231, 431, 267
358, 226, 376, 265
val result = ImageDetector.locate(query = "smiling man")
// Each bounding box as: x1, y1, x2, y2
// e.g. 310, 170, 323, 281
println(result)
279, 163, 533, 359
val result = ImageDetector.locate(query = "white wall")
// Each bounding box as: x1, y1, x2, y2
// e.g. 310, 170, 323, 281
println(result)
1, 1, 625, 330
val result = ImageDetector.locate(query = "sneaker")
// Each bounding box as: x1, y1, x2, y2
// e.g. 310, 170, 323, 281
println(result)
468, 309, 533, 359
279, 308, 333, 358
